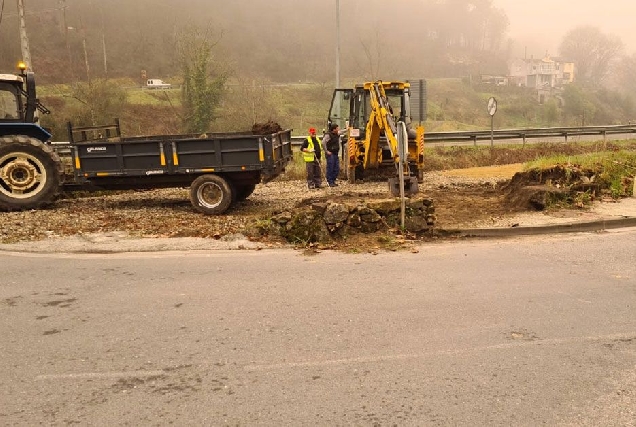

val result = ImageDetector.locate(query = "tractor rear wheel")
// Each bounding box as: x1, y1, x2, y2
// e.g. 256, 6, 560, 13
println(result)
0, 136, 63, 211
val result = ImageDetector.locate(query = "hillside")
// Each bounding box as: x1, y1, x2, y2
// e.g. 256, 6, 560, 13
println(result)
38, 78, 634, 141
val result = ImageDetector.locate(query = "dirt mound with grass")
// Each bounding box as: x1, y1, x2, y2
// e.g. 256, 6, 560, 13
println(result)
502, 165, 619, 211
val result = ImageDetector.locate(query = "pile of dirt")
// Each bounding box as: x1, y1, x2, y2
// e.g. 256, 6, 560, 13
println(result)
502, 165, 608, 210
252, 121, 283, 134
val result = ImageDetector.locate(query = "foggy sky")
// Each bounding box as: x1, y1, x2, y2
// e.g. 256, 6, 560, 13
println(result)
493, 0, 636, 57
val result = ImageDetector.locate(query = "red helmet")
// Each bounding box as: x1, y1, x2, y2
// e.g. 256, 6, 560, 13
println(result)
308, 127, 316, 134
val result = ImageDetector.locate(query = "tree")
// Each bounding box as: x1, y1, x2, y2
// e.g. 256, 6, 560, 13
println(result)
558, 26, 623, 87
562, 84, 596, 126
177, 28, 229, 134
613, 53, 636, 97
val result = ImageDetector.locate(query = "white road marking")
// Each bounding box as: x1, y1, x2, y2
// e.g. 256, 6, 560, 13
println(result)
243, 332, 636, 372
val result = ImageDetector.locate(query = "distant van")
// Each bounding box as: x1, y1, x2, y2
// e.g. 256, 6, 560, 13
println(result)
146, 79, 171, 89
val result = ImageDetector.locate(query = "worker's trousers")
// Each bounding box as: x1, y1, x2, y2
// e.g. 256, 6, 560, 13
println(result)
326, 153, 339, 185
306, 160, 322, 188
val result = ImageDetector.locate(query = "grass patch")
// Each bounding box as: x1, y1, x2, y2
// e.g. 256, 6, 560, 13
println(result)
127, 88, 182, 106
423, 140, 636, 172
526, 150, 636, 197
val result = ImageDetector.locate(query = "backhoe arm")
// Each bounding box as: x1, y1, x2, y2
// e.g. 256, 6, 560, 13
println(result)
365, 82, 408, 173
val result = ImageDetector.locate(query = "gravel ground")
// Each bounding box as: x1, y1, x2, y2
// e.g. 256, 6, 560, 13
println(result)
1, 168, 635, 253
0, 171, 499, 241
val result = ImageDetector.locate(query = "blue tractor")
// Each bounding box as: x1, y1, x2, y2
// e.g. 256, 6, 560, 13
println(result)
0, 62, 63, 211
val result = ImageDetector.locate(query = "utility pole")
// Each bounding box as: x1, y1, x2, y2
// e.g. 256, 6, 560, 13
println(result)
60, 0, 77, 80
99, 3, 108, 77
16, 0, 33, 70
78, 15, 91, 84
335, 0, 340, 89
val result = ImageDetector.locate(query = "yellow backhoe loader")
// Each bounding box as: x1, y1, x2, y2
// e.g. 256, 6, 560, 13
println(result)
327, 81, 425, 196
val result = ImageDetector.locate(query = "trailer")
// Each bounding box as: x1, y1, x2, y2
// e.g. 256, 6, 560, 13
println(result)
1, 118, 292, 214
60, 121, 293, 214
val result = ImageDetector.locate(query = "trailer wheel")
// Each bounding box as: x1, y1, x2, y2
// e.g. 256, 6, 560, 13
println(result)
189, 174, 233, 215
234, 183, 256, 201
0, 136, 63, 211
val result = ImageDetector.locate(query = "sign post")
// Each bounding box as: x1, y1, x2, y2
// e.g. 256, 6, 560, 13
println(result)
397, 121, 408, 228
487, 97, 497, 148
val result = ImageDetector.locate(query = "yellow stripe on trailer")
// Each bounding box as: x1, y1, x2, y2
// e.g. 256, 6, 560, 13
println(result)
159, 143, 166, 166
74, 154, 81, 170
258, 140, 265, 161
201, 168, 215, 172
171, 141, 179, 166
96, 172, 109, 177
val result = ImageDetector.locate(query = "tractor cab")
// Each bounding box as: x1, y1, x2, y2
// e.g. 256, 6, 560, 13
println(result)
0, 62, 51, 142
0, 74, 23, 122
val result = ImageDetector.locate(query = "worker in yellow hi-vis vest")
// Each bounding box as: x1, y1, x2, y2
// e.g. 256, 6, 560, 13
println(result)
300, 127, 323, 189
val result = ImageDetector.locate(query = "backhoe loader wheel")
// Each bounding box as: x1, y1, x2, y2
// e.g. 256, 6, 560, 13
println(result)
189, 174, 233, 215
0, 136, 63, 211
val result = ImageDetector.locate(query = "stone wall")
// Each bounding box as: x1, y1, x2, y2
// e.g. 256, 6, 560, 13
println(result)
269, 197, 436, 244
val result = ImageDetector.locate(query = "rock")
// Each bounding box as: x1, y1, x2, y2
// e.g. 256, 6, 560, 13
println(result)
346, 213, 362, 228
406, 199, 425, 211
359, 209, 382, 223
367, 200, 401, 215
360, 221, 381, 233
404, 216, 430, 233
272, 211, 292, 224
311, 202, 328, 213
279, 209, 331, 243
323, 203, 349, 224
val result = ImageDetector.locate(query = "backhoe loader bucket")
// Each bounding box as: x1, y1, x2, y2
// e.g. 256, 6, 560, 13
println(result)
388, 176, 419, 197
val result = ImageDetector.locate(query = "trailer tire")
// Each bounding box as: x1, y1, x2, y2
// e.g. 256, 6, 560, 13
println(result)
0, 135, 63, 211
189, 174, 233, 215
234, 183, 256, 201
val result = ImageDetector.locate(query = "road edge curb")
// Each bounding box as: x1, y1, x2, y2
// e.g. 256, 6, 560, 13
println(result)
443, 217, 636, 238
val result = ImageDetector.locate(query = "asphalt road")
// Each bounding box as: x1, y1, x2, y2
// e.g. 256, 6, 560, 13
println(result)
1, 230, 635, 425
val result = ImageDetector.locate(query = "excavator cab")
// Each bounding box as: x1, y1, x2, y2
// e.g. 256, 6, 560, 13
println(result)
328, 84, 411, 140
327, 88, 353, 132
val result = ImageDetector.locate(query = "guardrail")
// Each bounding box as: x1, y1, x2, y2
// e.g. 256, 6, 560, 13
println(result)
52, 124, 636, 156
290, 124, 636, 147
